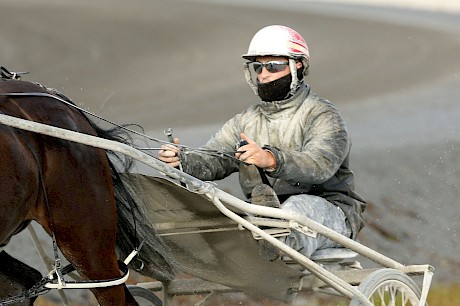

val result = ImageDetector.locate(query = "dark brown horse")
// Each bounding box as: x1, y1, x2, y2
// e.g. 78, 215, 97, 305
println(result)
0, 77, 174, 305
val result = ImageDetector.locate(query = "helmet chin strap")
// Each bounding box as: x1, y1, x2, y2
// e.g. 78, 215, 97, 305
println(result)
288, 58, 300, 96
244, 62, 259, 96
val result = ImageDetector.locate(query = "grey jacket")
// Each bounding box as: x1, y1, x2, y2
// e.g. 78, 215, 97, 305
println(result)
181, 84, 366, 238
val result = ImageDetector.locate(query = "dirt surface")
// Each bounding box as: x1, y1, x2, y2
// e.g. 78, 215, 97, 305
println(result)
1, 0, 460, 304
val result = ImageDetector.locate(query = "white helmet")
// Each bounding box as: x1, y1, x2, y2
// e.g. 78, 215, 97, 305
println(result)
242, 25, 310, 97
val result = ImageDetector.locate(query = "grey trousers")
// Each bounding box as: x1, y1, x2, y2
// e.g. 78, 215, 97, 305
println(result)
278, 194, 351, 258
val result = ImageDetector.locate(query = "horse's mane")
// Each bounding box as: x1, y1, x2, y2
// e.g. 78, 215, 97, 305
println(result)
59, 92, 176, 282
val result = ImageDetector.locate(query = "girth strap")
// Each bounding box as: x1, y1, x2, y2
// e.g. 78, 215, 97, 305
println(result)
0, 261, 130, 305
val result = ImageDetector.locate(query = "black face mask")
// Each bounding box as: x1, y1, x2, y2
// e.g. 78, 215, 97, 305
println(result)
257, 69, 304, 102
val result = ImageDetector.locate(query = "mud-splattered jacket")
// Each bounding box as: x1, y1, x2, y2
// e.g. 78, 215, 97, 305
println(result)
181, 84, 366, 238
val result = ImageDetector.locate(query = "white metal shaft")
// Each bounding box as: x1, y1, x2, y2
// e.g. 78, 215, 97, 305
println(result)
0, 114, 404, 270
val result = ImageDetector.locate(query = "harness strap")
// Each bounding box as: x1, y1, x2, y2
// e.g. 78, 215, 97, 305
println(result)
44, 260, 130, 290
15, 128, 64, 283
0, 261, 130, 305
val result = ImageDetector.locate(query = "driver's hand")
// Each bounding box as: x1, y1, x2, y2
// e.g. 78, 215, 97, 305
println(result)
158, 137, 181, 168
235, 133, 276, 169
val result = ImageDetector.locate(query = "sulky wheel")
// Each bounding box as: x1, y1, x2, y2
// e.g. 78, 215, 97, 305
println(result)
128, 285, 163, 306
349, 268, 427, 306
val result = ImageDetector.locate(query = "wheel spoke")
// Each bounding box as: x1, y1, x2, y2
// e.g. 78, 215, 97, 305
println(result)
390, 286, 397, 306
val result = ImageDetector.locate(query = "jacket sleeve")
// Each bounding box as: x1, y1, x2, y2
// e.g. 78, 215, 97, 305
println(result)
266, 101, 350, 185
180, 115, 242, 181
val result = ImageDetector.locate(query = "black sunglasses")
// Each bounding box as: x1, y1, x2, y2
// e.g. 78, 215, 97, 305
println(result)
251, 61, 289, 74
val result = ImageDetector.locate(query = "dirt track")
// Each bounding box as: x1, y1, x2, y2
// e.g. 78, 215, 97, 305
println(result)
2, 0, 459, 128
1, 0, 460, 303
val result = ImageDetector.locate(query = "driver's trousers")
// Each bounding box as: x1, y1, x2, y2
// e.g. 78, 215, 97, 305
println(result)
278, 194, 351, 258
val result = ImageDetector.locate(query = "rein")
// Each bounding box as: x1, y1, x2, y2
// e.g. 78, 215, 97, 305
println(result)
0, 66, 245, 165
0, 91, 246, 165
1, 68, 268, 182
0, 89, 270, 186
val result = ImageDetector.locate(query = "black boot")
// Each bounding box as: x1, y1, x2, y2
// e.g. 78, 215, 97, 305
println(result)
250, 183, 280, 208
250, 183, 282, 261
